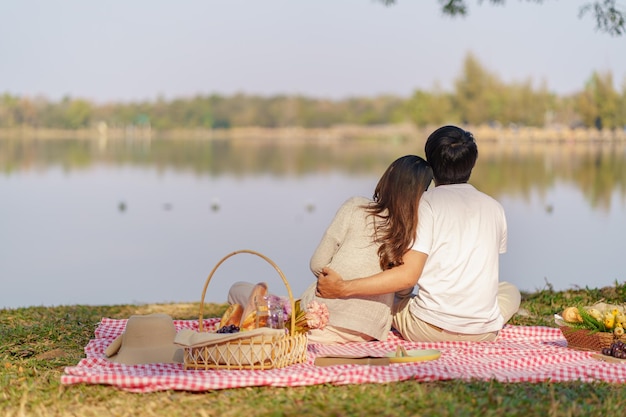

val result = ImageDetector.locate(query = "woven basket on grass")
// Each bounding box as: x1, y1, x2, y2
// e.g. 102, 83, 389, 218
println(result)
183, 249, 308, 370
559, 326, 626, 351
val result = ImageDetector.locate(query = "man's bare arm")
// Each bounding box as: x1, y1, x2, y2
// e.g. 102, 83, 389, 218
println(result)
316, 250, 427, 298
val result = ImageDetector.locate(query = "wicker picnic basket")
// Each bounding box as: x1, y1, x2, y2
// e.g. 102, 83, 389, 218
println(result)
559, 326, 626, 351
183, 249, 308, 370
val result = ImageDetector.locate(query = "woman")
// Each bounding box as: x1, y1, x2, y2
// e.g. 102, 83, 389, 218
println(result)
301, 154, 433, 343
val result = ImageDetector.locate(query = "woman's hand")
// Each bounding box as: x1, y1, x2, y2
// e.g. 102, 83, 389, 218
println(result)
316, 267, 346, 299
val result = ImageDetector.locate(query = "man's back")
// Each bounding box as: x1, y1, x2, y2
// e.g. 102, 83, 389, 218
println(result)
410, 183, 507, 334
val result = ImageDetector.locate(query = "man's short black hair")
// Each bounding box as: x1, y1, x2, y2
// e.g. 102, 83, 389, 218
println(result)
424, 125, 477, 185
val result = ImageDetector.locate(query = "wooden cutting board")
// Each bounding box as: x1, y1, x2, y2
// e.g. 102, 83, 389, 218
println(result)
591, 353, 626, 363
314, 356, 390, 366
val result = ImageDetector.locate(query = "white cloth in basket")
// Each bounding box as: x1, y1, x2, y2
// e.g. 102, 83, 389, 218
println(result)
174, 328, 286, 348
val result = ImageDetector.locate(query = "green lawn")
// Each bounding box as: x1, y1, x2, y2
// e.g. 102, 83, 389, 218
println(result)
2, 283, 626, 417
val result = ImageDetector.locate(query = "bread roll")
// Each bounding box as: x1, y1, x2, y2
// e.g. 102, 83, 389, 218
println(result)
562, 306, 582, 323
240, 282, 268, 330
219, 303, 244, 328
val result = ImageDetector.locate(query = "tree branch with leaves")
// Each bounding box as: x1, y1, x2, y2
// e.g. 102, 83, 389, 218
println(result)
379, 0, 625, 36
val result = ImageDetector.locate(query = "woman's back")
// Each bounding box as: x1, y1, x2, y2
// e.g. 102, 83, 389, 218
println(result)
303, 196, 394, 342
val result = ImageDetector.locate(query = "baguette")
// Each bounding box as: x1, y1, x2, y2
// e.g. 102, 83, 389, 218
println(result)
240, 282, 268, 329
240, 311, 259, 331
219, 303, 244, 329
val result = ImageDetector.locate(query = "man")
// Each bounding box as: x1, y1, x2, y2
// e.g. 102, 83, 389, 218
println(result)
317, 125, 521, 342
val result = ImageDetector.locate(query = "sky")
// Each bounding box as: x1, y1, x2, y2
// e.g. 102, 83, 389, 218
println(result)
1, 0, 625, 103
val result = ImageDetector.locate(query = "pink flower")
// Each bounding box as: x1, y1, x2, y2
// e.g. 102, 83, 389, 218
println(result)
288, 299, 329, 334
305, 300, 329, 330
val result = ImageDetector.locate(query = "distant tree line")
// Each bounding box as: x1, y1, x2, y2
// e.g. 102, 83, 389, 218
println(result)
1, 54, 625, 132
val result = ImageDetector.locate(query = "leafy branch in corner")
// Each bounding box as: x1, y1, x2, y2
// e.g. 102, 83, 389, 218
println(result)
378, 0, 625, 36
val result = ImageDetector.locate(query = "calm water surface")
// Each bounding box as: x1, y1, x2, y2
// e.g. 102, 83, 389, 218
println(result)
1, 136, 625, 309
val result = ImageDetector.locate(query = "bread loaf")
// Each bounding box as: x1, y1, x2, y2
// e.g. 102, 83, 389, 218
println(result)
562, 306, 583, 323
219, 303, 244, 328
240, 311, 259, 331
240, 282, 268, 330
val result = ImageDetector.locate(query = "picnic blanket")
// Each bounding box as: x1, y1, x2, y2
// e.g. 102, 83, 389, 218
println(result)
61, 317, 626, 392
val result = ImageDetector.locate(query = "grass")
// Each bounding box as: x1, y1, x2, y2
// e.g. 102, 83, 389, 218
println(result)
2, 283, 626, 417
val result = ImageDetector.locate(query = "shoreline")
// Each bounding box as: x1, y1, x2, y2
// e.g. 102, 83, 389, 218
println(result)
3, 281, 624, 312
1, 123, 625, 142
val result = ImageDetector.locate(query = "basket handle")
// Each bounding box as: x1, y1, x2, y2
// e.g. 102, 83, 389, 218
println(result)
198, 249, 296, 336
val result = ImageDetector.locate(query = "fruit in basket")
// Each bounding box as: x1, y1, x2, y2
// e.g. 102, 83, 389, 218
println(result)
601, 341, 626, 359
604, 312, 615, 329
586, 308, 603, 321
216, 324, 240, 334
560, 304, 626, 334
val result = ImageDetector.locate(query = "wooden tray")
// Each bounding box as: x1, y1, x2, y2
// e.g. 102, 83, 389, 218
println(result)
591, 353, 626, 363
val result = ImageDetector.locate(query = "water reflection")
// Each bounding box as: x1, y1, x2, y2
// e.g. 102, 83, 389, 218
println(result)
2, 137, 625, 208
1, 136, 625, 309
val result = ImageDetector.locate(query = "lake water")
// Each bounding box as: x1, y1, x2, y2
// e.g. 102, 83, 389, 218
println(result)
1, 135, 625, 309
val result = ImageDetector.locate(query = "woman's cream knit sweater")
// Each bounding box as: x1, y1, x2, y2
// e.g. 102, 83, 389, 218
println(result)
301, 196, 395, 341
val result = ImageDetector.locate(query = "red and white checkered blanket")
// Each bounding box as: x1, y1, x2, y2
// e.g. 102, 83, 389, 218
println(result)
61, 318, 626, 392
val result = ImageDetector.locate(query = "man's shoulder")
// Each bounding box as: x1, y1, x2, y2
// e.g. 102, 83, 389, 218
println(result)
426, 184, 503, 208
429, 183, 492, 197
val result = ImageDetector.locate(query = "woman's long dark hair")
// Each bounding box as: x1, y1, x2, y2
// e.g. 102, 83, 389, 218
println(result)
366, 155, 433, 270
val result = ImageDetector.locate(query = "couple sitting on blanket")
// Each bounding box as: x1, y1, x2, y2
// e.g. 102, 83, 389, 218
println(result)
232, 125, 521, 344
106, 124, 522, 365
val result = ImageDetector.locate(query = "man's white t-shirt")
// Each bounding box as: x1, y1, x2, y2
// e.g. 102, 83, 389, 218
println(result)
410, 183, 507, 334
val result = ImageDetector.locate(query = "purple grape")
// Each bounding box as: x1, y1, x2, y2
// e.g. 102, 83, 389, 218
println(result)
216, 324, 241, 333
